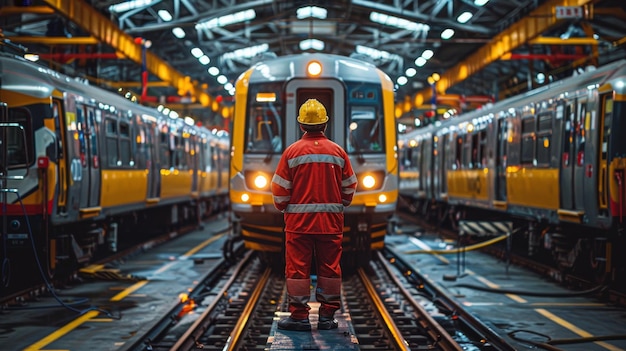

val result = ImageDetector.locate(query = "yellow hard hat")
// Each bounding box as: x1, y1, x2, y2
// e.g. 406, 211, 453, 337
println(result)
297, 99, 329, 125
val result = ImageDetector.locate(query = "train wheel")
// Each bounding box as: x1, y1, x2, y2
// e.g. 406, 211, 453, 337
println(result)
588, 237, 610, 285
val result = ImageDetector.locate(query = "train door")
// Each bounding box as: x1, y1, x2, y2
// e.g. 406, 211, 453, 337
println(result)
559, 99, 586, 211
560, 102, 575, 209
284, 79, 344, 147
440, 133, 449, 196
495, 118, 508, 202
77, 104, 101, 210
189, 134, 198, 193
432, 133, 442, 197
146, 121, 160, 200
422, 137, 433, 199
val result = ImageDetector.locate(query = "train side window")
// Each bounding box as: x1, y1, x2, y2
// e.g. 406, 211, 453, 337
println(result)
601, 95, 614, 159
521, 116, 535, 165
105, 117, 119, 167
536, 112, 553, 167
478, 130, 487, 168
454, 135, 462, 169
576, 103, 586, 159
462, 135, 472, 169
2, 107, 32, 169
87, 109, 98, 164
76, 107, 87, 158
159, 127, 170, 169
470, 133, 479, 168
119, 121, 131, 167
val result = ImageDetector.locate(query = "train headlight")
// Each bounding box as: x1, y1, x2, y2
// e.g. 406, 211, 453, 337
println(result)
307, 61, 322, 77
241, 193, 250, 202
356, 171, 385, 191
362, 175, 376, 189
378, 194, 387, 203
254, 174, 268, 189
244, 171, 271, 191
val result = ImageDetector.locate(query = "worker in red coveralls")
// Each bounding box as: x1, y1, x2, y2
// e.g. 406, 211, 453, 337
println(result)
271, 98, 357, 331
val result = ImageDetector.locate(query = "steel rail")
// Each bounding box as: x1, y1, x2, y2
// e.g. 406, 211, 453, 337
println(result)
376, 251, 464, 350
357, 267, 411, 351
222, 266, 272, 351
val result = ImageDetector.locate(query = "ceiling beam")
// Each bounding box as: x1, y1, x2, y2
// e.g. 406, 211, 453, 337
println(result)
406, 0, 595, 114
41, 0, 213, 107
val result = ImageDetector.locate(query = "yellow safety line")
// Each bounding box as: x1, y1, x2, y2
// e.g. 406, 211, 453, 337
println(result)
27, 231, 225, 350
110, 280, 149, 302
182, 233, 224, 257
408, 237, 449, 264
473, 274, 527, 303
23, 310, 99, 351
535, 308, 624, 351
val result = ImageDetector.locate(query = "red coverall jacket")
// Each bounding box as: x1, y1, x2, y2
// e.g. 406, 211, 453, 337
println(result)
271, 132, 357, 234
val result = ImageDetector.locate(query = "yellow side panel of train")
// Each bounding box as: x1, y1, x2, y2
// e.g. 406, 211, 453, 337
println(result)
160, 169, 193, 199
101, 169, 147, 207
447, 169, 489, 201
507, 167, 559, 209
197, 171, 209, 193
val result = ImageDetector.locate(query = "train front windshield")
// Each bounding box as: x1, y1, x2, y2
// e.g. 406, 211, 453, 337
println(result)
245, 83, 284, 154
346, 83, 384, 154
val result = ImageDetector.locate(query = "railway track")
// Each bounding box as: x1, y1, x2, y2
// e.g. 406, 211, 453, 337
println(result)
120, 247, 520, 350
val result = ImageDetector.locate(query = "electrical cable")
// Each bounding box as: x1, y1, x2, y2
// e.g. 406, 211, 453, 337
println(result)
16, 192, 118, 318
451, 282, 607, 297
508, 329, 626, 351
404, 232, 510, 255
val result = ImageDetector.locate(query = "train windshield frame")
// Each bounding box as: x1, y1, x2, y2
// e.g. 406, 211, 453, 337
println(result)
245, 82, 284, 154
345, 83, 385, 154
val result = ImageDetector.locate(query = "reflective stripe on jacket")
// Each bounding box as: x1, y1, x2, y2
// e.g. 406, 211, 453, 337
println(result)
271, 132, 357, 235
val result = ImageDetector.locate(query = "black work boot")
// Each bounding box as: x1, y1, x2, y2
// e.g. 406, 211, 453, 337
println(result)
278, 317, 311, 331
317, 316, 338, 330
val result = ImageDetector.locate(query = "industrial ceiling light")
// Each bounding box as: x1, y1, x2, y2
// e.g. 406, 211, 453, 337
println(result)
196, 9, 256, 30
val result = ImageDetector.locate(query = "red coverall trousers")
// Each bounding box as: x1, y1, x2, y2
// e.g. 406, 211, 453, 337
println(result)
284, 231, 342, 320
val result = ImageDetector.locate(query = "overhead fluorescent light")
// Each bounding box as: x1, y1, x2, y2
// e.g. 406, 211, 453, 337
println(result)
370, 11, 429, 32
297, 6, 327, 19
457, 11, 473, 23
222, 44, 269, 60
196, 9, 256, 30
109, 0, 154, 13
158, 9, 172, 21
172, 27, 186, 38
299, 39, 325, 51
441, 28, 455, 39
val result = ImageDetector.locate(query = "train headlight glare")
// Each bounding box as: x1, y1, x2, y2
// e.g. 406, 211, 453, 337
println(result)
254, 175, 268, 189
378, 194, 387, 203
241, 193, 250, 202
362, 175, 376, 189
307, 61, 322, 76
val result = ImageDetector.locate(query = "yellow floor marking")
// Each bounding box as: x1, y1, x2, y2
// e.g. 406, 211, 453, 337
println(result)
110, 280, 148, 302
472, 275, 527, 303
531, 302, 605, 307
27, 232, 225, 350
535, 308, 624, 351
182, 233, 224, 257
78, 264, 104, 274
23, 310, 99, 351
408, 237, 450, 264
